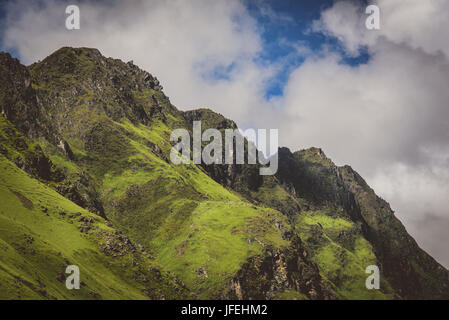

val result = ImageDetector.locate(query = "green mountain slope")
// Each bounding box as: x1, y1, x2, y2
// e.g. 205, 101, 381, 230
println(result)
0, 152, 187, 299
0, 47, 448, 299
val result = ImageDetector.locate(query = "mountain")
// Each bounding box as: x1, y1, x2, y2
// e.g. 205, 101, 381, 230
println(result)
0, 47, 448, 300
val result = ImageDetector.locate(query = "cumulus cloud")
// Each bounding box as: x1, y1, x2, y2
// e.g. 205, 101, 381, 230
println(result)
280, 41, 449, 171
2, 0, 449, 267
314, 0, 449, 57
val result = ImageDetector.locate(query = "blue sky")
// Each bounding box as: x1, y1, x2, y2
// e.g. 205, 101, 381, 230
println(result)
245, 0, 370, 97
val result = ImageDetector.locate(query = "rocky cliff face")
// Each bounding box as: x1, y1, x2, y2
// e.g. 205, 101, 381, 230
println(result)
0, 47, 448, 299
0, 52, 41, 137
272, 147, 449, 299
230, 236, 336, 300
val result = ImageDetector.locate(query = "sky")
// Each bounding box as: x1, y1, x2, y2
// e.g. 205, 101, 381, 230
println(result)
0, 0, 448, 268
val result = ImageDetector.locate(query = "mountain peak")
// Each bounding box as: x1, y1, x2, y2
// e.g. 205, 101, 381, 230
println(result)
52, 46, 102, 57
25, 46, 174, 134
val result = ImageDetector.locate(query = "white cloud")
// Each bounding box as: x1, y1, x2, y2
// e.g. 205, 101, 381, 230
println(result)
280, 41, 449, 171
370, 163, 449, 267
314, 0, 449, 58
312, 1, 373, 56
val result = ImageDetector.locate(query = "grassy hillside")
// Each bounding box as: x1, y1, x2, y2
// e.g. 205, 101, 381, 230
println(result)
0, 154, 187, 299
295, 209, 394, 299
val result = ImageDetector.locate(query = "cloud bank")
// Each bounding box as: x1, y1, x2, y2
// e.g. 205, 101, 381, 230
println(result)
2, 0, 449, 267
